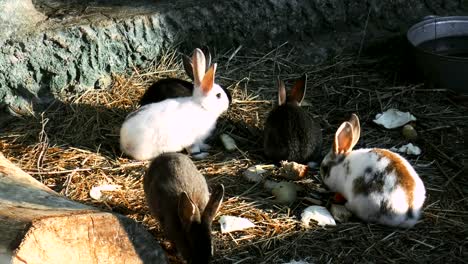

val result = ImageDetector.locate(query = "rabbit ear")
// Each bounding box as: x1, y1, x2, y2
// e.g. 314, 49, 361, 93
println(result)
290, 74, 307, 105
200, 63, 217, 95
202, 184, 224, 223
349, 113, 361, 149
192, 48, 206, 88
333, 121, 355, 154
178, 192, 201, 230
201, 45, 212, 72
277, 77, 286, 106
182, 54, 194, 81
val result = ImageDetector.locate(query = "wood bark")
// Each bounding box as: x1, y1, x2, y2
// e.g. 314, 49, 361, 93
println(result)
0, 153, 167, 264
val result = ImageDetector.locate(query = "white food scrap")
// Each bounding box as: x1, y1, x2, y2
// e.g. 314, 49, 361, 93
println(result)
301, 205, 336, 227
89, 184, 122, 200
373, 109, 416, 129
219, 215, 255, 233
391, 143, 422, 155
243, 164, 274, 182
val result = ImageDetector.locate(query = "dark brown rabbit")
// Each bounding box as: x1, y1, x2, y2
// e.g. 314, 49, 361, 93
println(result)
263, 74, 322, 164
143, 152, 224, 264
139, 47, 231, 106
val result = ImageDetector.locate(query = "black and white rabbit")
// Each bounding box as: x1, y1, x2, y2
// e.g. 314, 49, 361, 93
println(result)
120, 48, 230, 160
263, 74, 322, 164
139, 47, 231, 106
320, 114, 426, 228
144, 152, 224, 263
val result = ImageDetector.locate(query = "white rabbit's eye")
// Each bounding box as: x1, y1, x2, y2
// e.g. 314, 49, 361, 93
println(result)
216, 93, 221, 98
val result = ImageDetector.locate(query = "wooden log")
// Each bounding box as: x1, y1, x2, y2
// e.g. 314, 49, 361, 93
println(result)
0, 153, 167, 264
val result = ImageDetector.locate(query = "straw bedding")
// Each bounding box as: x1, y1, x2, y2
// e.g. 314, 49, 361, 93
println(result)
0, 45, 466, 264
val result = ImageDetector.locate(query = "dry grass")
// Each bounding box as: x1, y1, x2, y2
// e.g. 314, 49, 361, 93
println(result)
1, 44, 467, 264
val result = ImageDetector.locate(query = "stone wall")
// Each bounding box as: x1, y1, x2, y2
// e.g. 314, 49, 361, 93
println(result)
0, 0, 466, 113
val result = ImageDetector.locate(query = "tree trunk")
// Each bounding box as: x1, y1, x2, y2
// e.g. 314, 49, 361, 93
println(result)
0, 152, 167, 264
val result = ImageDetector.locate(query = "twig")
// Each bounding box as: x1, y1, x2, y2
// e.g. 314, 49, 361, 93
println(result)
434, 161, 464, 199
444, 169, 464, 187
357, 6, 372, 60
408, 238, 435, 249
420, 125, 451, 132
424, 140, 463, 169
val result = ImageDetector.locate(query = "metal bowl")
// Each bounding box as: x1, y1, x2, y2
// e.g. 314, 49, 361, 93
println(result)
407, 16, 468, 94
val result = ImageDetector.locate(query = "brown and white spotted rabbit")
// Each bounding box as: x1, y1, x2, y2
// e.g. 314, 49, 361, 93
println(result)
144, 152, 224, 263
320, 114, 426, 228
263, 74, 322, 164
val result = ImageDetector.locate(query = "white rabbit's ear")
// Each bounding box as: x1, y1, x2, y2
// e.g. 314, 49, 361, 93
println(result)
182, 54, 194, 81
188, 47, 211, 84
201, 45, 212, 72
178, 192, 201, 230
192, 48, 206, 88
200, 63, 217, 95
290, 74, 307, 105
333, 121, 355, 154
277, 77, 286, 106
349, 113, 361, 149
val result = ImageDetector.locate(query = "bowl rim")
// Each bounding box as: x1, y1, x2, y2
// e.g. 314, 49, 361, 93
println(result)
407, 15, 468, 61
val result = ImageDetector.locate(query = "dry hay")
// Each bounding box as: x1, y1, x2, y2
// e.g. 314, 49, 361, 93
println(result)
0, 44, 467, 264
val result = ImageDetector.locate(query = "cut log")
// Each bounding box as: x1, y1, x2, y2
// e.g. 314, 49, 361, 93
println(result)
0, 153, 167, 264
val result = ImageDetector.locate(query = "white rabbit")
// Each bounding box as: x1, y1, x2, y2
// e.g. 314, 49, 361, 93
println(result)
120, 48, 230, 160
320, 114, 426, 228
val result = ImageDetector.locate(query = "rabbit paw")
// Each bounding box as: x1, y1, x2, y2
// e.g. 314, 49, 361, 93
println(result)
189, 142, 211, 153
199, 143, 212, 151
187, 142, 210, 160
188, 144, 201, 154
192, 152, 209, 160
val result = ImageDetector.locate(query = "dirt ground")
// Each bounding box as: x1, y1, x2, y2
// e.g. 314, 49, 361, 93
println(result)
0, 45, 467, 264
